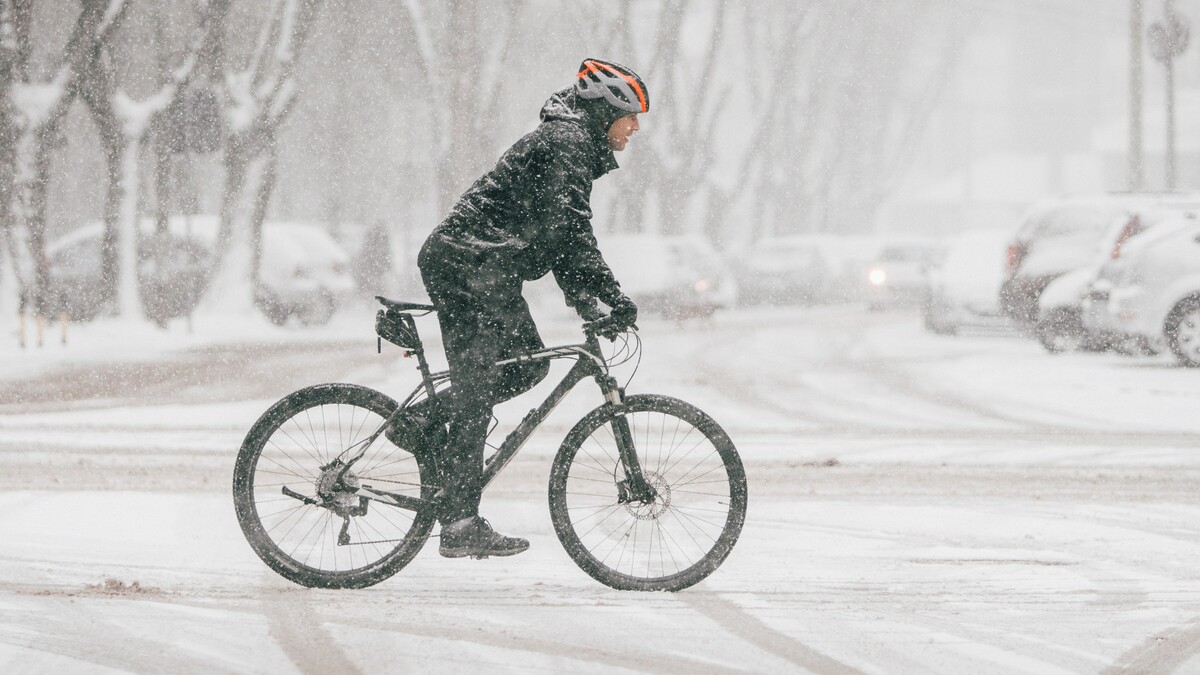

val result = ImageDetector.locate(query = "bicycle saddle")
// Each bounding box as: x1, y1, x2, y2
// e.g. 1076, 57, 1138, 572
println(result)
376, 296, 435, 313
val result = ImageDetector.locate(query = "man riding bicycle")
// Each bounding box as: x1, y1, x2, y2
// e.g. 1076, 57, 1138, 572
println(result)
390, 59, 649, 559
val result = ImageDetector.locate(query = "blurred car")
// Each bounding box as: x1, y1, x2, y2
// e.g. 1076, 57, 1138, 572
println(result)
1000, 193, 1200, 326
598, 233, 736, 319
923, 229, 1011, 335
1034, 267, 1106, 353
1106, 216, 1200, 366
865, 242, 940, 311
254, 222, 354, 326
1034, 205, 1200, 353
45, 218, 353, 328
732, 237, 830, 305
44, 222, 209, 325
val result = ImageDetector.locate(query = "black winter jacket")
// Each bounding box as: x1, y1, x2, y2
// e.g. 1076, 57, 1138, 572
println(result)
427, 88, 627, 315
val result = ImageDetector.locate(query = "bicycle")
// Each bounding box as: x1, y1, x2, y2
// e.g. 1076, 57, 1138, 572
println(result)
232, 296, 748, 592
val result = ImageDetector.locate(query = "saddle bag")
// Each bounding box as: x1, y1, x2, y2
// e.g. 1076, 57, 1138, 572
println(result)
375, 309, 422, 351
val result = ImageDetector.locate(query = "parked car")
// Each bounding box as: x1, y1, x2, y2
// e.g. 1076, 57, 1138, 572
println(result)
1000, 193, 1200, 327
1105, 216, 1200, 366
923, 229, 1011, 335
44, 222, 210, 325
1065, 206, 1195, 353
865, 242, 940, 311
597, 233, 736, 319
44, 218, 354, 328
732, 237, 830, 306
254, 222, 355, 326
1034, 205, 1200, 353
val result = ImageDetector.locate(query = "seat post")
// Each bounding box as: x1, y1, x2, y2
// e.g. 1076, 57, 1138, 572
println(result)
411, 346, 437, 399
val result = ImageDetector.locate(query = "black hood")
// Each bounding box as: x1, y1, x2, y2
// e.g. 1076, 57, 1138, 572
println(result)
540, 87, 628, 138
539, 87, 619, 176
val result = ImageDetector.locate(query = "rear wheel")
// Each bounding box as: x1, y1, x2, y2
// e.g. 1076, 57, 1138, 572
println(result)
548, 395, 747, 591
233, 383, 437, 588
1166, 299, 1200, 367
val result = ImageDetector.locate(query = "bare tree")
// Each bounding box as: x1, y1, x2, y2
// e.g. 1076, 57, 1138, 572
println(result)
391, 0, 527, 214
578, 1, 962, 246
0, 0, 128, 319
80, 0, 231, 319
205, 0, 324, 313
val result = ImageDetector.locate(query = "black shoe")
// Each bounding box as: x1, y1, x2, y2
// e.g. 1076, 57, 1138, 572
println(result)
439, 516, 530, 559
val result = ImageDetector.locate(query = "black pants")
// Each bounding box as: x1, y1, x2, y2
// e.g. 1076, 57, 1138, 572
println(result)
417, 236, 550, 524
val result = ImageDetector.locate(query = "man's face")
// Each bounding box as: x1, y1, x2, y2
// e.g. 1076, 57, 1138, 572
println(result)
607, 114, 639, 151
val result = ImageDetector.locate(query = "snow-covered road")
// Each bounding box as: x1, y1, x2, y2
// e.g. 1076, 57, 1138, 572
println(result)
2, 306, 1200, 673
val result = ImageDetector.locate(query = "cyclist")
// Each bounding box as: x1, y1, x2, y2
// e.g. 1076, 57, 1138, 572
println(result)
392, 58, 649, 559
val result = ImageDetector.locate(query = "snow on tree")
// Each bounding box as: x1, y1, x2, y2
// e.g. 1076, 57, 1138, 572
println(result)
0, 0, 128, 322
80, 0, 231, 320
204, 0, 324, 316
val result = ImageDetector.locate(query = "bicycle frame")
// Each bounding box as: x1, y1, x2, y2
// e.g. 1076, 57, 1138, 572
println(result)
338, 331, 655, 514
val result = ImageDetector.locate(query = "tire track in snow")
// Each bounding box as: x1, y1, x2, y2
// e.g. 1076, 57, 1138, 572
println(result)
1103, 616, 1200, 673
0, 340, 381, 413
0, 597, 224, 673
682, 592, 865, 674
262, 589, 361, 675
676, 309, 1041, 432
845, 357, 1076, 431
320, 614, 746, 673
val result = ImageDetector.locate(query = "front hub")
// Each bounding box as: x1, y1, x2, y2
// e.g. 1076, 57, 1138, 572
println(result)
620, 471, 671, 520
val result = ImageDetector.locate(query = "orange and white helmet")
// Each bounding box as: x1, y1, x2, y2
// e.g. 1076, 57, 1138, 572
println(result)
575, 58, 650, 114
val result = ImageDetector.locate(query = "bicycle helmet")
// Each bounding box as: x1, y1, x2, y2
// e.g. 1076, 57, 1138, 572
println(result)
575, 58, 649, 114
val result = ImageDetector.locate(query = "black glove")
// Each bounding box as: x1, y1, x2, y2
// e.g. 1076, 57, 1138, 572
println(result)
585, 296, 638, 340
610, 295, 638, 327
576, 298, 605, 322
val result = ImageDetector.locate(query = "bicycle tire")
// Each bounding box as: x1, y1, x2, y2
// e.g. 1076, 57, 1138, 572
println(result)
233, 383, 438, 588
548, 394, 748, 591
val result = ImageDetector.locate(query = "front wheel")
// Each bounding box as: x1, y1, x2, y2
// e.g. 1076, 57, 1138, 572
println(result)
233, 383, 438, 588
548, 395, 748, 591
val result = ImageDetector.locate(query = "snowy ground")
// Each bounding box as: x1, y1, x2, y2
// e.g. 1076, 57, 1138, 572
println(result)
2, 303, 1200, 673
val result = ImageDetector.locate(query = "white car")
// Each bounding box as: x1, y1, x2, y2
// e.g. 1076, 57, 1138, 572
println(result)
1037, 207, 1200, 353
597, 233, 736, 319
1105, 216, 1200, 365
254, 222, 355, 326
1000, 193, 1200, 326
732, 237, 830, 306
865, 243, 940, 311
923, 229, 1012, 334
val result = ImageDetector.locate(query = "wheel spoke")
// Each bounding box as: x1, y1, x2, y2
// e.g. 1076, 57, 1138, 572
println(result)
234, 385, 436, 588
551, 397, 746, 591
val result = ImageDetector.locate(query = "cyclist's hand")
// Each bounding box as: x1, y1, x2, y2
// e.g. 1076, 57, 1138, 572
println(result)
585, 296, 639, 341
584, 315, 631, 340
577, 301, 605, 322
609, 295, 638, 328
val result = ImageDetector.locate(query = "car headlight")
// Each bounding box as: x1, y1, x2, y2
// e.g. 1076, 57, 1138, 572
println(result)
694, 279, 712, 293
868, 268, 886, 286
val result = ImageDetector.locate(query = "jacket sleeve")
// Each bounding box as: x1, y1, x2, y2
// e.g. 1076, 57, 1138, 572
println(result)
539, 139, 625, 312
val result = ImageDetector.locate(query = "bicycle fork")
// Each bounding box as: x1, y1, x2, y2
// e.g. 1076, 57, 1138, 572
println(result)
601, 377, 658, 504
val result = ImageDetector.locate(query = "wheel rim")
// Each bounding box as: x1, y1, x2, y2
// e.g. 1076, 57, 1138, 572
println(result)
561, 409, 739, 583
248, 401, 425, 576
